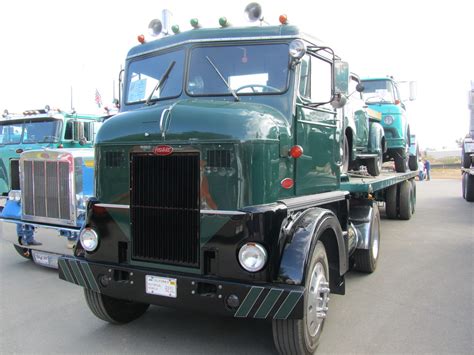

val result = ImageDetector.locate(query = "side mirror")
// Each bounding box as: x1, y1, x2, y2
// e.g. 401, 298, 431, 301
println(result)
409, 81, 417, 101
334, 61, 349, 96
331, 93, 347, 109
356, 83, 365, 92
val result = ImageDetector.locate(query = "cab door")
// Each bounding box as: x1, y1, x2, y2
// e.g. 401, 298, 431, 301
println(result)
350, 76, 369, 149
295, 54, 339, 195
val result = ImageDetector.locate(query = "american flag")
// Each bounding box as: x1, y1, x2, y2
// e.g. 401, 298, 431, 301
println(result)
95, 89, 102, 108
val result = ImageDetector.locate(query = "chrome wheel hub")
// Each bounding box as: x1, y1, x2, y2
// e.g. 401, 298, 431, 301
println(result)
306, 262, 330, 337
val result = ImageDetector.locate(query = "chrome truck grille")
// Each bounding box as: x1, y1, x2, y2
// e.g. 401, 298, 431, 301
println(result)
22, 160, 72, 223
130, 152, 200, 267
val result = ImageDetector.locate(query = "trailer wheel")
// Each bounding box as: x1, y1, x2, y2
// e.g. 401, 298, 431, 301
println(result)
399, 181, 412, 220
385, 185, 398, 219
462, 146, 471, 169
272, 241, 329, 355
366, 151, 382, 176
410, 179, 416, 214
353, 205, 380, 273
84, 289, 150, 324
465, 173, 474, 202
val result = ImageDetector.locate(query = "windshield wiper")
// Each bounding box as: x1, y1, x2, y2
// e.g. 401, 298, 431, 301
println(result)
205, 56, 239, 102
145, 61, 176, 106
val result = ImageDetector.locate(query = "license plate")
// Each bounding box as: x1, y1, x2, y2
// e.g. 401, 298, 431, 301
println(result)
32, 251, 59, 269
145, 275, 177, 298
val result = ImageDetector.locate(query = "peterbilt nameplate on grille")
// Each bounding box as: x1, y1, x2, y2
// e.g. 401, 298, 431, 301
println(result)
153, 145, 173, 156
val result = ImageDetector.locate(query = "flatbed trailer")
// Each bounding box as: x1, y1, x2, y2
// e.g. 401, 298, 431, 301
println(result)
342, 170, 418, 220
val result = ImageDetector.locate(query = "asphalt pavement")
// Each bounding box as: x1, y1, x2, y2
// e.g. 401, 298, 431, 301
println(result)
0, 179, 472, 354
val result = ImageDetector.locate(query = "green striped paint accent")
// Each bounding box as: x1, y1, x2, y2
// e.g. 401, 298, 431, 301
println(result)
80, 262, 100, 293
58, 258, 75, 285
273, 291, 304, 319
234, 286, 264, 318
253, 289, 284, 319
68, 260, 88, 289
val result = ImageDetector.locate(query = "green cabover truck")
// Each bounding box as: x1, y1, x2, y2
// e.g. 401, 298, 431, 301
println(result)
58, 7, 417, 354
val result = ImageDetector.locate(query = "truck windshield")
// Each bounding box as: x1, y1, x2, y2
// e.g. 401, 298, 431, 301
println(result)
0, 120, 61, 145
187, 43, 289, 96
362, 80, 396, 103
125, 49, 185, 104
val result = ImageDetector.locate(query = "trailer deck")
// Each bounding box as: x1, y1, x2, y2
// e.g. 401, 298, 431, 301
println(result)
341, 170, 417, 194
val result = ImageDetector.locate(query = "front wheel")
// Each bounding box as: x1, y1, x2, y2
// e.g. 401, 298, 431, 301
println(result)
84, 289, 150, 324
272, 241, 329, 355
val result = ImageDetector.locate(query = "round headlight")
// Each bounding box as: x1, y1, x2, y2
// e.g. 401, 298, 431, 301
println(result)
238, 242, 267, 272
289, 39, 306, 60
8, 190, 21, 202
383, 115, 394, 125
80, 228, 99, 252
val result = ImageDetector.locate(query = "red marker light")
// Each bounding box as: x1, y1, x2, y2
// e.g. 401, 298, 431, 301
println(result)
281, 178, 294, 189
279, 14, 288, 25
16, 149, 23, 154
394, 99, 401, 105
137, 34, 145, 44
289, 145, 303, 159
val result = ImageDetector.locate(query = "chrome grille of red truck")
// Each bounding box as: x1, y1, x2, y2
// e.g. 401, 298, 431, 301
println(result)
22, 160, 71, 221
130, 152, 200, 267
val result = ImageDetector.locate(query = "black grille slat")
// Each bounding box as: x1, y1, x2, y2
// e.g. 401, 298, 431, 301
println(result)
10, 159, 20, 190
207, 150, 231, 168
131, 153, 200, 267
105, 151, 125, 168
22, 160, 71, 221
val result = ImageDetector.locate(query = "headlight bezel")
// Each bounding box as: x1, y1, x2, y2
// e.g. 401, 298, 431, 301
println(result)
238, 242, 268, 273
79, 228, 99, 252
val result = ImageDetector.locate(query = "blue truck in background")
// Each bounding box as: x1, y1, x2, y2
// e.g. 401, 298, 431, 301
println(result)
361, 77, 418, 172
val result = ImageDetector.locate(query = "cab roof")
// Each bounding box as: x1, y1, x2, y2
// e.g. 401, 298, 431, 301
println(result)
127, 25, 324, 59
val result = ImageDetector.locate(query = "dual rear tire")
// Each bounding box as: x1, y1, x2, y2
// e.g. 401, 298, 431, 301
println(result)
385, 180, 416, 220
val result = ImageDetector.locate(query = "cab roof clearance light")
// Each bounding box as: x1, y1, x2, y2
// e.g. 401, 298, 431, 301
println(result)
190, 18, 201, 29
219, 17, 230, 28
279, 14, 288, 25
171, 25, 180, 34
137, 34, 146, 44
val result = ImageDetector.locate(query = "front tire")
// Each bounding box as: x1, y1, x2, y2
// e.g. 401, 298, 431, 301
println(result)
341, 136, 350, 174
84, 289, 150, 324
272, 241, 329, 355
462, 145, 471, 169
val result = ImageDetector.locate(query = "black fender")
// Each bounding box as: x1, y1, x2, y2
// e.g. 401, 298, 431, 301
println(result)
277, 207, 348, 295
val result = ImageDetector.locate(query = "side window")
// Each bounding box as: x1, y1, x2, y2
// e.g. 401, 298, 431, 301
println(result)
84, 122, 92, 141
299, 55, 332, 103
310, 56, 332, 103
65, 121, 73, 140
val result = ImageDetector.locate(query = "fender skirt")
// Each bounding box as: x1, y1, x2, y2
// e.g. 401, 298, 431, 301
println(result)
277, 208, 348, 295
